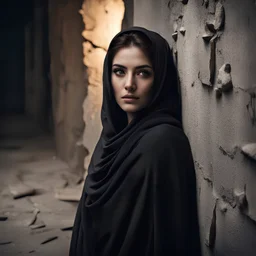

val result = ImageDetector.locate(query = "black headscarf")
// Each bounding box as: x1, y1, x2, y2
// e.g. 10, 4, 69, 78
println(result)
70, 27, 201, 256
101, 26, 182, 139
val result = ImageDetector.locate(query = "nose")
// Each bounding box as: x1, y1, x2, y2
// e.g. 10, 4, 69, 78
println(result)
124, 73, 136, 92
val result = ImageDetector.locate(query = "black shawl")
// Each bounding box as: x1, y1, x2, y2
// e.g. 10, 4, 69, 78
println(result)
69, 27, 201, 256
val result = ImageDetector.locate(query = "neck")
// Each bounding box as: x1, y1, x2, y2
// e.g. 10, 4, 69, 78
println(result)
127, 113, 134, 124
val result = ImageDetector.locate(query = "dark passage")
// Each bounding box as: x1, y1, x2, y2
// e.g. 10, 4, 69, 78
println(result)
0, 1, 33, 114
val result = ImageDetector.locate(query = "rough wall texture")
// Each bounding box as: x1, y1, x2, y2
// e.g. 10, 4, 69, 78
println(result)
48, 0, 87, 175
80, 0, 124, 177
134, 0, 256, 255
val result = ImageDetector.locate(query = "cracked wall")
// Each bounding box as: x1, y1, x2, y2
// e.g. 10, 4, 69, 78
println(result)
134, 0, 256, 255
80, 0, 125, 178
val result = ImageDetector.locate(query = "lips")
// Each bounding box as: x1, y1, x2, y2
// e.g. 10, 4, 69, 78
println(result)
122, 95, 139, 99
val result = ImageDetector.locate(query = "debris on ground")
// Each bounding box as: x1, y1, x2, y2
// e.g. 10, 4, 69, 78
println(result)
27, 208, 40, 226
60, 225, 73, 231
0, 216, 8, 221
41, 236, 58, 244
9, 183, 36, 199
0, 241, 12, 245
30, 221, 46, 230
55, 185, 83, 202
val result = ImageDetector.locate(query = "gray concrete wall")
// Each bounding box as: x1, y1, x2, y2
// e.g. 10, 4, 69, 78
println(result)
134, 0, 256, 255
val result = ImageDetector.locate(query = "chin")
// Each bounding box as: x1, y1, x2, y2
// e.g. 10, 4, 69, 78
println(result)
121, 106, 140, 113
120, 101, 149, 113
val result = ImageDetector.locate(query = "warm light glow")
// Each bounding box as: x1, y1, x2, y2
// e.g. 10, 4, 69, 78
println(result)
80, 0, 125, 178
80, 0, 125, 50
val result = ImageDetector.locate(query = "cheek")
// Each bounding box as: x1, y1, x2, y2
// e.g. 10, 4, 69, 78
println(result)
142, 80, 154, 98
111, 76, 121, 97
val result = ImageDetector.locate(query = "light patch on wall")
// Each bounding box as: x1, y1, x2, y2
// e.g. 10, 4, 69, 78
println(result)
80, 0, 125, 178
80, 0, 125, 50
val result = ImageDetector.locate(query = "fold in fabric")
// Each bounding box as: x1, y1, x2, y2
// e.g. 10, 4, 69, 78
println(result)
69, 27, 202, 256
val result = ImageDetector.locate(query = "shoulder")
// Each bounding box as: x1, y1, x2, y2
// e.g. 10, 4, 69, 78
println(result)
137, 124, 190, 154
141, 124, 188, 145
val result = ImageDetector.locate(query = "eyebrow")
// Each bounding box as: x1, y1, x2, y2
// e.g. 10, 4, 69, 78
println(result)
112, 64, 153, 69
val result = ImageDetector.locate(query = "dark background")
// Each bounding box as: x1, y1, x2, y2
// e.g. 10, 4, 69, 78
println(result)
0, 1, 33, 114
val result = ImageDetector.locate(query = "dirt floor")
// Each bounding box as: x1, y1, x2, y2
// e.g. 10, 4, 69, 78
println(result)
0, 115, 81, 256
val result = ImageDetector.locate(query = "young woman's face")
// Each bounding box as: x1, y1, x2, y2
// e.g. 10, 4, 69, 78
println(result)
111, 46, 154, 123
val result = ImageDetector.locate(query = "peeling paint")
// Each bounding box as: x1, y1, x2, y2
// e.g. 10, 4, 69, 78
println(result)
205, 201, 217, 249
209, 35, 217, 84
173, 21, 178, 32
208, 0, 216, 14
218, 200, 228, 213
206, 21, 216, 33
132, 0, 256, 254
218, 145, 238, 160
203, 176, 213, 187
234, 190, 248, 211
246, 91, 256, 125
172, 32, 178, 41
214, 2, 225, 30
202, 33, 214, 42
202, 0, 209, 8
241, 143, 256, 161
180, 0, 188, 4
198, 71, 211, 87
214, 87, 222, 98
217, 63, 233, 92
233, 186, 256, 224
233, 86, 256, 125
195, 161, 213, 187
179, 26, 186, 35
219, 186, 236, 208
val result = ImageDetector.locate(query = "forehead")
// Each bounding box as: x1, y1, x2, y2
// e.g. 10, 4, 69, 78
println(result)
112, 46, 151, 66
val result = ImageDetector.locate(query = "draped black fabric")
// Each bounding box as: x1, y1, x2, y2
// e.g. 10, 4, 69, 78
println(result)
69, 27, 202, 256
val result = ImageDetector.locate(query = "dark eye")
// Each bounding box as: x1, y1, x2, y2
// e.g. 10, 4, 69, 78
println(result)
113, 68, 125, 76
137, 69, 152, 78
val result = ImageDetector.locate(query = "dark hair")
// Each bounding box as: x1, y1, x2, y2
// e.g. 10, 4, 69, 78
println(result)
108, 32, 153, 68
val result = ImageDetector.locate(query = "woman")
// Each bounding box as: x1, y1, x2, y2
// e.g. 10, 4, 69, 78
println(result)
69, 27, 202, 256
